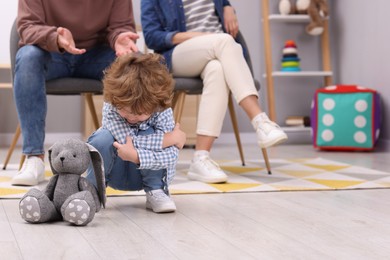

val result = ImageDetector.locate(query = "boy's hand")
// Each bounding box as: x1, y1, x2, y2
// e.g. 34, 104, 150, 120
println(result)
57, 27, 86, 54
171, 123, 187, 149
113, 136, 139, 163
114, 32, 140, 56
163, 123, 186, 149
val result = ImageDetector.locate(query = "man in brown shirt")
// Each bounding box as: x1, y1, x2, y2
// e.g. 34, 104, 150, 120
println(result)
12, 0, 139, 186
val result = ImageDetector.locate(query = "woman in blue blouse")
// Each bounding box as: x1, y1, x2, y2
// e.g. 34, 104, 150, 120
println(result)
141, 0, 287, 183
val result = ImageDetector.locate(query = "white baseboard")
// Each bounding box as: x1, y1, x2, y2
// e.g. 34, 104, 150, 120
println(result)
0, 132, 83, 147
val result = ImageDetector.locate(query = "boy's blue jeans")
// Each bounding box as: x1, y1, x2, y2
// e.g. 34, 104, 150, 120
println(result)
86, 128, 167, 192
13, 45, 116, 155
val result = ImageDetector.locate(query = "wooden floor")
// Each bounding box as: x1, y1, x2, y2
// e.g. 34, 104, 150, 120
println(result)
1, 143, 390, 259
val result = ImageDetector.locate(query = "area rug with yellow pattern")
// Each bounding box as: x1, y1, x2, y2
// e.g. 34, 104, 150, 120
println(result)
1, 157, 390, 198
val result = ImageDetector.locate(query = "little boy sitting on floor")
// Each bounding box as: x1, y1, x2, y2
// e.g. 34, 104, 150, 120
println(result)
86, 53, 186, 213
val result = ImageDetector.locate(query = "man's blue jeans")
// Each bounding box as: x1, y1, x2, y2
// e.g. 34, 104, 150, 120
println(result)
86, 128, 167, 192
13, 45, 116, 155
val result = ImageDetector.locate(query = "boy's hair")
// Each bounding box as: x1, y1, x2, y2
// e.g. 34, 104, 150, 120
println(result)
103, 53, 174, 115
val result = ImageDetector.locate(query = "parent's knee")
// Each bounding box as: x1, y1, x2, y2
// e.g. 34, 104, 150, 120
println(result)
214, 33, 243, 52
204, 59, 223, 74
16, 45, 47, 65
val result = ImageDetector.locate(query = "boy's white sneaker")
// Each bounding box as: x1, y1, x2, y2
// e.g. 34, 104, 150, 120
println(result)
252, 113, 288, 148
146, 189, 176, 213
188, 156, 228, 183
11, 156, 45, 186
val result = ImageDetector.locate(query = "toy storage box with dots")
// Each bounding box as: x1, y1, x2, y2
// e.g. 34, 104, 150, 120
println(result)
311, 85, 381, 151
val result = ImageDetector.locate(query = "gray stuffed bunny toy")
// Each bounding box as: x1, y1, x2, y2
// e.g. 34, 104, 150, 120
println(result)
19, 138, 106, 226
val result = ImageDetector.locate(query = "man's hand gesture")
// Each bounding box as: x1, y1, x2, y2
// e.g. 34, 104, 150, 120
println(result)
115, 32, 140, 56
57, 27, 86, 55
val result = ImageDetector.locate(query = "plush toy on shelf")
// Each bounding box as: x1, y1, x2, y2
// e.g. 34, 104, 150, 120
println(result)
295, 0, 310, 14
279, 0, 329, 36
281, 40, 301, 72
306, 0, 329, 35
279, 0, 295, 15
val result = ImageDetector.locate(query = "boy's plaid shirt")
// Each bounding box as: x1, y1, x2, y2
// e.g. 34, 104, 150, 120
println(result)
102, 102, 179, 183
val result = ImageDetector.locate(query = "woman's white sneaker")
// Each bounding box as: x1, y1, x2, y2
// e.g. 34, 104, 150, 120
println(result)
11, 156, 45, 186
188, 156, 228, 183
252, 113, 288, 148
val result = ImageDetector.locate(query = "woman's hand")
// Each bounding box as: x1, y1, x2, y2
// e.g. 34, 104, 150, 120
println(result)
223, 6, 239, 38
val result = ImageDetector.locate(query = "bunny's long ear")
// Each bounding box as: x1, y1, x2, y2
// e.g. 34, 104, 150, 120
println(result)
86, 143, 106, 208
48, 144, 59, 175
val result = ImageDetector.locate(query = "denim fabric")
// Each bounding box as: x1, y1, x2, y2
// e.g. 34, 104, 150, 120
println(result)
141, 0, 236, 70
13, 45, 116, 155
86, 128, 167, 192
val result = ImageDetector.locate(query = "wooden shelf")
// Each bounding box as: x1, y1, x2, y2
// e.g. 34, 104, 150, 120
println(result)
268, 14, 310, 22
261, 0, 333, 122
281, 126, 312, 133
263, 71, 333, 78
268, 14, 328, 23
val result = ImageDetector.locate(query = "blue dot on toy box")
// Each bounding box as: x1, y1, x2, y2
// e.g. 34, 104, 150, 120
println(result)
311, 85, 382, 151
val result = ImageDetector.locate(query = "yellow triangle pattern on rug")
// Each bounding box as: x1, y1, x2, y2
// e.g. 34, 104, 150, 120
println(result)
220, 166, 263, 174
0, 176, 12, 182
44, 170, 53, 178
1, 157, 389, 198
0, 187, 29, 196
169, 189, 213, 195
209, 183, 261, 192
307, 179, 365, 189
304, 164, 351, 172
106, 187, 132, 196
277, 169, 323, 178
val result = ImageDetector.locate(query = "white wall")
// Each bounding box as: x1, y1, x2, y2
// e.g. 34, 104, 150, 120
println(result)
0, 1, 17, 64
330, 0, 389, 145
0, 0, 84, 138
